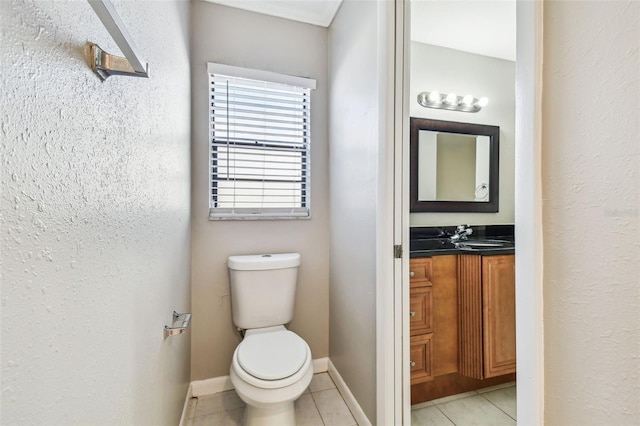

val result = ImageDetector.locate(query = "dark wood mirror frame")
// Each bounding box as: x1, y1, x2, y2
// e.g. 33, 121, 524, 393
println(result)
410, 117, 500, 213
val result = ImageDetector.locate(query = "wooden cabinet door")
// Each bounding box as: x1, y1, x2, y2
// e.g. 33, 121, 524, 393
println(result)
431, 255, 458, 376
482, 255, 516, 378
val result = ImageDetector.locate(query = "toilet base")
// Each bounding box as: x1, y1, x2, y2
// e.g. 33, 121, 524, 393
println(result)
230, 354, 313, 426
244, 401, 295, 426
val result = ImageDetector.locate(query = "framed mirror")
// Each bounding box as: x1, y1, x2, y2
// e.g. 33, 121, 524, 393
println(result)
410, 117, 500, 212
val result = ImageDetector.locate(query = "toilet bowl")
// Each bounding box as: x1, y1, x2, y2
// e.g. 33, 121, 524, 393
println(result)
226, 253, 312, 426
230, 326, 313, 425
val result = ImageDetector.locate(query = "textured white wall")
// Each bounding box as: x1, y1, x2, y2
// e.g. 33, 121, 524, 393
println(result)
189, 2, 329, 381
410, 43, 515, 226
0, 1, 191, 424
542, 2, 640, 424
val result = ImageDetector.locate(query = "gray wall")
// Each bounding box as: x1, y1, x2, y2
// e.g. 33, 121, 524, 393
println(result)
0, 0, 192, 424
189, 1, 330, 380
410, 42, 515, 226
328, 1, 384, 422
542, 2, 640, 424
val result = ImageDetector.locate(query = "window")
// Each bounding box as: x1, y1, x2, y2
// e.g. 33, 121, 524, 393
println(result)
208, 63, 316, 220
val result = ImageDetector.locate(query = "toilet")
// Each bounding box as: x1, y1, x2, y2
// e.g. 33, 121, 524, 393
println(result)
227, 253, 313, 426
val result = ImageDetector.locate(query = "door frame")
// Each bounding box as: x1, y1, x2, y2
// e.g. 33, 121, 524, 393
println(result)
390, 1, 545, 424
513, 1, 545, 423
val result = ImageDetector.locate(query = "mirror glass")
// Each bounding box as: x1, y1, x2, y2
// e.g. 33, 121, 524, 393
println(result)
411, 118, 499, 212
417, 131, 491, 202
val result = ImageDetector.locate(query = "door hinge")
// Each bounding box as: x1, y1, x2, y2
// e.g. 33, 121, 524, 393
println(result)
394, 244, 403, 259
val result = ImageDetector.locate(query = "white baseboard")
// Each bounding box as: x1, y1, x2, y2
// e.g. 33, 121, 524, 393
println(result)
328, 359, 372, 426
178, 383, 193, 426
191, 375, 235, 397
313, 357, 329, 373
190, 357, 329, 398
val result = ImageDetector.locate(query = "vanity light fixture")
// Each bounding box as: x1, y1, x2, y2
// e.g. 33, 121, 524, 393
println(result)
418, 91, 489, 113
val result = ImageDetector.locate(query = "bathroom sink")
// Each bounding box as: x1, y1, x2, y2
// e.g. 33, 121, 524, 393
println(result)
462, 239, 510, 246
456, 239, 513, 249
409, 237, 514, 256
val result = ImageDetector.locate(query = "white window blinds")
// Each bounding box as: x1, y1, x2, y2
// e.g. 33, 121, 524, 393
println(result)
208, 63, 315, 220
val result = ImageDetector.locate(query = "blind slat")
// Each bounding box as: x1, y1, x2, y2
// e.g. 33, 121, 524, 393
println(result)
210, 105, 310, 121
212, 129, 307, 139
210, 112, 308, 127
212, 138, 306, 148
211, 90, 308, 107
210, 121, 306, 133
211, 141, 307, 152
211, 100, 309, 115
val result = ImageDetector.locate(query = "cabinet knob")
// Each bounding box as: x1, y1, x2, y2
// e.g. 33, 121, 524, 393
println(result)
409, 311, 416, 317
410, 360, 416, 367
410, 271, 415, 277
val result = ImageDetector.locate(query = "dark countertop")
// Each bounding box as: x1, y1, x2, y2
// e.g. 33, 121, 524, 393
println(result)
410, 225, 515, 258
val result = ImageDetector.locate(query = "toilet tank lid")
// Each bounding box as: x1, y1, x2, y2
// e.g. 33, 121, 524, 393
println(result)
228, 253, 301, 271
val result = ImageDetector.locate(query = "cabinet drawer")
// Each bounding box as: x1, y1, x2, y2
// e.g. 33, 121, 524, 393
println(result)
410, 286, 433, 335
410, 258, 433, 287
410, 333, 433, 384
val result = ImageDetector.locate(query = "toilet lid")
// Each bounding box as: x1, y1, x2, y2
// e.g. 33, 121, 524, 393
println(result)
237, 330, 308, 380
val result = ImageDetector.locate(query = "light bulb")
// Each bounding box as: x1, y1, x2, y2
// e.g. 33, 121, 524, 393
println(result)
445, 93, 458, 105
428, 91, 441, 104
478, 97, 489, 107
462, 94, 475, 107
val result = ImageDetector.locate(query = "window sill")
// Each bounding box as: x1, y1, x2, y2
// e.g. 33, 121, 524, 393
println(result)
208, 213, 311, 221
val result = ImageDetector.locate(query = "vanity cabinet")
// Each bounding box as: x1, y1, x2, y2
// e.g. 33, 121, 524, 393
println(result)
411, 253, 516, 404
458, 254, 516, 379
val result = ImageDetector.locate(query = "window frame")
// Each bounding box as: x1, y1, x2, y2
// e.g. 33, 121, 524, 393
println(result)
207, 63, 316, 220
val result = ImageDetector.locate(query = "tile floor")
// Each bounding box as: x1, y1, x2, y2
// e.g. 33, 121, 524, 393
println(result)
411, 382, 516, 426
184, 372, 358, 426
185, 377, 515, 426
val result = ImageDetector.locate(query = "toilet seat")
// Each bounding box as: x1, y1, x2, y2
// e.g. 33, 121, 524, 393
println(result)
237, 329, 307, 380
232, 327, 311, 389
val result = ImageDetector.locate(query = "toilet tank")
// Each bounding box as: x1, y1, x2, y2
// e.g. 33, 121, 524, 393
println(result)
228, 253, 301, 330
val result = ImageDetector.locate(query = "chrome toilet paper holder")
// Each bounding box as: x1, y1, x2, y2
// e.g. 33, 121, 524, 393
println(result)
164, 311, 192, 338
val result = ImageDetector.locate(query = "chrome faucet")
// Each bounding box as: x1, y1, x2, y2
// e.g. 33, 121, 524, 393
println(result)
450, 224, 473, 242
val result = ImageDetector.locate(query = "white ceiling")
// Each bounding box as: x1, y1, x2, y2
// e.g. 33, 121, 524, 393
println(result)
203, 0, 516, 61
203, 0, 342, 27
411, 0, 516, 61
